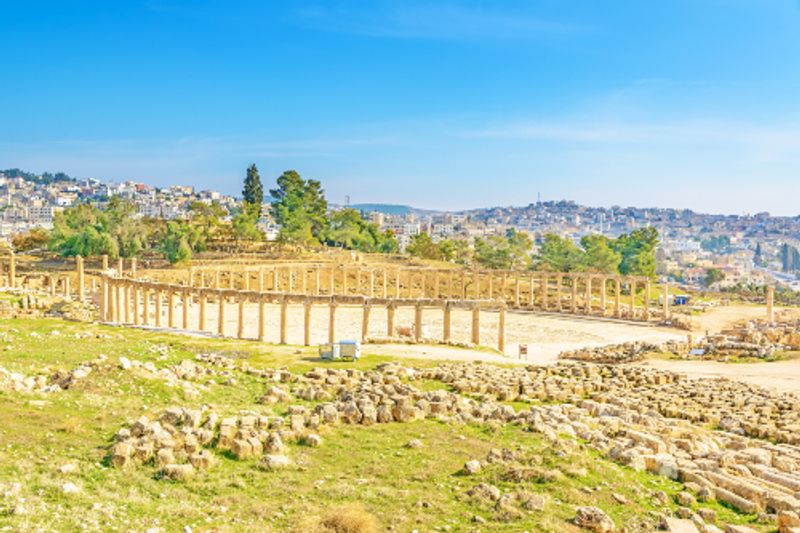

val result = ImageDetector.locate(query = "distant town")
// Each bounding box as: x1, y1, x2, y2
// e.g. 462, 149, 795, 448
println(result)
2, 167, 799, 291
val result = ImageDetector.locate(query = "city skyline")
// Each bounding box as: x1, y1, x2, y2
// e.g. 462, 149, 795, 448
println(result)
2, 1, 800, 214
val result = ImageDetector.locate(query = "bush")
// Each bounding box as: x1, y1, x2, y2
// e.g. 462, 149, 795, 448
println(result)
314, 504, 378, 533
11, 228, 50, 251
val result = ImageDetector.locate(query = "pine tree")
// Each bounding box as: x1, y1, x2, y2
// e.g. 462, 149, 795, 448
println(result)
242, 164, 264, 217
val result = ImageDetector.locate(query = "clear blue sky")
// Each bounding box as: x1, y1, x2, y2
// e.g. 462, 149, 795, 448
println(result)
2, 1, 800, 214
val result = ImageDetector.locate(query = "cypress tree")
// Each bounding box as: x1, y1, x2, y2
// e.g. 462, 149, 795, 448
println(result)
242, 164, 264, 217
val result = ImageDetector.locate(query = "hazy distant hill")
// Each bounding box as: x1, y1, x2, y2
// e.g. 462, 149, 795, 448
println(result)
349, 203, 414, 216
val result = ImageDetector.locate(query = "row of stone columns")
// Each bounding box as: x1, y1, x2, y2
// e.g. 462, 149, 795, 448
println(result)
191, 265, 662, 321
102, 277, 507, 352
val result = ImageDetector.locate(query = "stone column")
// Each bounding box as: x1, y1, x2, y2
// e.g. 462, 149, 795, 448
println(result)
614, 278, 622, 318
237, 294, 245, 339
414, 303, 423, 342
217, 291, 225, 335
420, 272, 426, 299
644, 279, 651, 321
600, 279, 607, 317
541, 275, 548, 310
369, 270, 375, 297
315, 267, 321, 296
448, 271, 455, 298
361, 301, 371, 343
100, 276, 108, 321
182, 290, 190, 330
433, 272, 440, 299
117, 257, 124, 276
528, 275, 535, 308
244, 271, 250, 291
460, 270, 467, 299
341, 267, 347, 295
165, 289, 174, 328
114, 283, 122, 323
514, 275, 521, 307
571, 277, 578, 313
662, 282, 670, 320
76, 255, 85, 302
229, 271, 235, 289
556, 275, 563, 312
49, 275, 56, 296
382, 269, 388, 298
155, 289, 162, 327
585, 276, 592, 315
501, 273, 508, 302
329, 268, 335, 295
258, 270, 265, 292
328, 300, 337, 344
132, 285, 140, 325
131, 258, 137, 276
8, 251, 15, 289
767, 285, 775, 324
395, 270, 401, 298
488, 274, 494, 299
387, 303, 395, 337
278, 297, 288, 344
442, 303, 451, 343
188, 267, 194, 287
142, 286, 149, 325
629, 279, 636, 319
497, 305, 506, 353
215, 270, 221, 289
102, 254, 109, 270
301, 268, 307, 294
64, 277, 71, 298
472, 271, 479, 299
471, 306, 480, 345
258, 297, 266, 341
304, 301, 312, 346
198, 290, 206, 331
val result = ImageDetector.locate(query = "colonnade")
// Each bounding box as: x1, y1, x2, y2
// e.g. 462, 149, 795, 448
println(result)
100, 275, 507, 351
188, 264, 668, 322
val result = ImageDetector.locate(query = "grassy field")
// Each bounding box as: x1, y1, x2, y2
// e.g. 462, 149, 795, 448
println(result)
0, 318, 765, 531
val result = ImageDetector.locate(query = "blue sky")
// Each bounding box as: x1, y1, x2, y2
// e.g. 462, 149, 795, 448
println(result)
2, 0, 800, 214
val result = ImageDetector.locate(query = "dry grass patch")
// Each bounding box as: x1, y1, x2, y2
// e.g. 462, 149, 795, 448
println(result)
299, 503, 379, 533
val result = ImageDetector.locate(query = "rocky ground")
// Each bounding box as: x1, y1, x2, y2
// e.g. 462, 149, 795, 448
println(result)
1, 317, 799, 532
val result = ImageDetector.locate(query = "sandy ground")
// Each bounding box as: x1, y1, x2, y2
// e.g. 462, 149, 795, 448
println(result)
643, 358, 800, 394
134, 300, 800, 393
144, 299, 683, 365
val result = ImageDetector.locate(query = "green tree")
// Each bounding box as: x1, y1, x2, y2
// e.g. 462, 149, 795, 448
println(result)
231, 209, 263, 242
704, 267, 725, 287
406, 233, 441, 260
613, 227, 659, 278
49, 203, 119, 258
188, 200, 226, 251
242, 164, 264, 217
325, 208, 398, 253
474, 230, 533, 270
580, 234, 621, 274
161, 220, 194, 264
269, 170, 328, 245
535, 234, 584, 272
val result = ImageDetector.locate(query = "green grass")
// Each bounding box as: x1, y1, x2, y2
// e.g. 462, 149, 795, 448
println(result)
0, 317, 767, 531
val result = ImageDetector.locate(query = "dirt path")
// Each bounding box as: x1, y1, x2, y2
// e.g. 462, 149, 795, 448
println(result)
644, 358, 800, 394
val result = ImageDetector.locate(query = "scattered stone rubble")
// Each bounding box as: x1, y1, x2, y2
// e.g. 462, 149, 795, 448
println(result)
689, 319, 800, 361
108, 359, 800, 531
559, 341, 685, 364
0, 355, 105, 393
